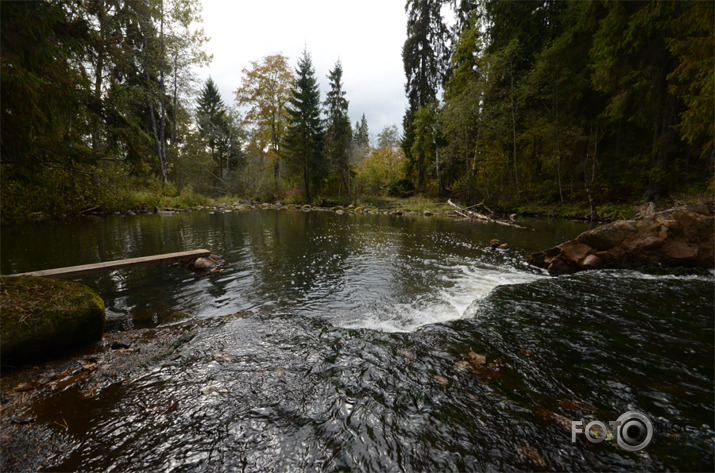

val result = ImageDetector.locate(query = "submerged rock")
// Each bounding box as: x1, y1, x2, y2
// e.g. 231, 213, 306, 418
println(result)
180, 254, 224, 272
0, 276, 105, 365
527, 203, 715, 275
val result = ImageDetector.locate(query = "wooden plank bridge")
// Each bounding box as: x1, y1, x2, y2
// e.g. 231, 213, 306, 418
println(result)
3, 249, 211, 279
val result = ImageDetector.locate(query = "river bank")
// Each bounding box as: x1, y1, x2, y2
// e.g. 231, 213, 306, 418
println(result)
8, 186, 690, 225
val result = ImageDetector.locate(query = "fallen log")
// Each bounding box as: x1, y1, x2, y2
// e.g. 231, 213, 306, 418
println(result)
447, 199, 526, 229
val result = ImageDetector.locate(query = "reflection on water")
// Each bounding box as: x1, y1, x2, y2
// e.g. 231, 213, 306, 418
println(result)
2, 211, 585, 332
2, 210, 713, 471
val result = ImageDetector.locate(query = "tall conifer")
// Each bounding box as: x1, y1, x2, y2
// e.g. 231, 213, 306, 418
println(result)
323, 60, 353, 195
284, 49, 324, 202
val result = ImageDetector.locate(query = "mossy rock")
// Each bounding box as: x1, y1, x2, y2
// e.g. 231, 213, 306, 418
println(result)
1, 276, 105, 364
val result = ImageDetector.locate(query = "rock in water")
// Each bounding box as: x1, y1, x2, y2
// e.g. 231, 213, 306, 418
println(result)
181, 254, 223, 272
527, 203, 715, 276
0, 276, 105, 364
192, 257, 216, 270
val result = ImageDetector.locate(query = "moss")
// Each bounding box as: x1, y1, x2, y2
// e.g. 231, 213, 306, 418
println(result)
1, 276, 105, 365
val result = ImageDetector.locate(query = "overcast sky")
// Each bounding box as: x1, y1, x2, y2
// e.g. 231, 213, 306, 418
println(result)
196, 0, 408, 140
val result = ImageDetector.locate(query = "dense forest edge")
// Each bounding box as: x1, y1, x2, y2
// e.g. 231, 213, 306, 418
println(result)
1, 1, 713, 224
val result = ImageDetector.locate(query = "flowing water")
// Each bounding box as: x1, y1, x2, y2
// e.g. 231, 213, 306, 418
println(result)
2, 210, 713, 472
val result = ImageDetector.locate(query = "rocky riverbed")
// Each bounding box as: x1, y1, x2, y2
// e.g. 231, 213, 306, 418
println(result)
0, 317, 204, 473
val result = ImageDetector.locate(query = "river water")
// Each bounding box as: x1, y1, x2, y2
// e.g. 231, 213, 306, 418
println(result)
2, 210, 713, 471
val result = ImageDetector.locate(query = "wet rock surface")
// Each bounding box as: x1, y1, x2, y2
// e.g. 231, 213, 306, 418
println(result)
0, 319, 200, 473
0, 273, 713, 472
179, 253, 223, 272
527, 203, 715, 275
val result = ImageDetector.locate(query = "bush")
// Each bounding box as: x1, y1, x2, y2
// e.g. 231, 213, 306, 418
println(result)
355, 146, 407, 196
388, 179, 416, 197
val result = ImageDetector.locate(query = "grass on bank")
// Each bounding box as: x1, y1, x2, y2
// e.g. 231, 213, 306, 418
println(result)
2, 170, 708, 223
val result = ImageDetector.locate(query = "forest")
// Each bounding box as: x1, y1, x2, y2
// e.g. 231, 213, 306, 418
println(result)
1, 0, 713, 221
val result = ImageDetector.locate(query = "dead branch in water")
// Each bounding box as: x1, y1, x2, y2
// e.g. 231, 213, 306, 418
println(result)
447, 199, 526, 229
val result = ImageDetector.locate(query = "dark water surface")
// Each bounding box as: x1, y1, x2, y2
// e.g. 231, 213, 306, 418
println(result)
2, 210, 713, 471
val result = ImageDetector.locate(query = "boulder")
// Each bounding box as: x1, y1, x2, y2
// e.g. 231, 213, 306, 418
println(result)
182, 254, 223, 272
527, 203, 715, 276
1, 276, 105, 364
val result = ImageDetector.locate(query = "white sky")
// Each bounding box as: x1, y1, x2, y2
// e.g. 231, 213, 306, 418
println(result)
196, 0, 409, 140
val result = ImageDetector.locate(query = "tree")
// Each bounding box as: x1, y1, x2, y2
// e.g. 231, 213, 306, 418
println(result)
377, 125, 401, 149
234, 54, 293, 192
353, 114, 371, 155
667, 1, 714, 165
1, 0, 92, 177
402, 0, 452, 180
355, 145, 407, 196
440, 10, 487, 201
196, 77, 231, 184
323, 60, 353, 196
283, 50, 324, 202
163, 0, 211, 153
411, 102, 445, 195
589, 2, 682, 200
403, 0, 451, 113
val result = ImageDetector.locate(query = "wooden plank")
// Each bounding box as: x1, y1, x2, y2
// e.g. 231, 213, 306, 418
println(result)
4, 249, 211, 279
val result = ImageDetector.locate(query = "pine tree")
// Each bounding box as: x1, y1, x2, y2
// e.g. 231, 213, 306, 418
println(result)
283, 49, 324, 202
323, 60, 353, 196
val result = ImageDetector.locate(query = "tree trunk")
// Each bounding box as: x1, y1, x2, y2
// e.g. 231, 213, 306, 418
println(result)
417, 154, 425, 190
304, 164, 311, 202
273, 149, 280, 192
92, 0, 106, 156
553, 81, 564, 203
346, 165, 351, 200
436, 145, 445, 197
510, 63, 520, 197
148, 100, 161, 170
478, 131, 490, 200
271, 120, 280, 191
158, 0, 167, 184
145, 35, 162, 174
171, 54, 177, 150
585, 128, 599, 221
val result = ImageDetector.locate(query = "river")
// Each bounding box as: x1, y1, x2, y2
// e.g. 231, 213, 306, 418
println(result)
2, 209, 713, 471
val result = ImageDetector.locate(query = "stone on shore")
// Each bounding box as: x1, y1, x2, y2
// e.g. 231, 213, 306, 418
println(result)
527, 203, 715, 276
1, 276, 105, 364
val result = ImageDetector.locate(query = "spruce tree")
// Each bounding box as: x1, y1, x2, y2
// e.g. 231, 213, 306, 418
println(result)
323, 60, 353, 195
402, 0, 451, 188
284, 49, 324, 202
196, 77, 229, 179
354, 114, 370, 149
